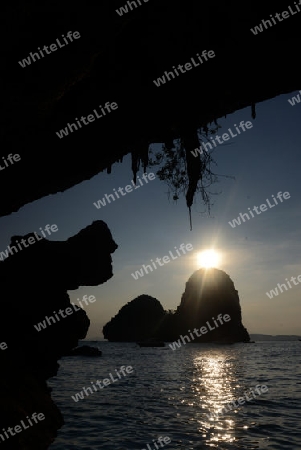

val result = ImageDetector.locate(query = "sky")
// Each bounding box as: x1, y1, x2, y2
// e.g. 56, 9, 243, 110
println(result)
0, 91, 300, 338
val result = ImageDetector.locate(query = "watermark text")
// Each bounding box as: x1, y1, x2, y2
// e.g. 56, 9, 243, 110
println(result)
228, 191, 290, 228
131, 243, 193, 280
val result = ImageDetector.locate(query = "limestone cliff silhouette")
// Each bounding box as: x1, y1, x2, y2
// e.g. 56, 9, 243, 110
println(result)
168, 268, 250, 342
103, 295, 165, 341
103, 268, 249, 343
0, 220, 117, 450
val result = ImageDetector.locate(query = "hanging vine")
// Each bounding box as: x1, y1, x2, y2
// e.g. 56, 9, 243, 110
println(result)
148, 122, 235, 228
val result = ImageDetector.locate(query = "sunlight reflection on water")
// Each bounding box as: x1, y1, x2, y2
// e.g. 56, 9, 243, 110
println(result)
49, 342, 301, 449
192, 353, 237, 445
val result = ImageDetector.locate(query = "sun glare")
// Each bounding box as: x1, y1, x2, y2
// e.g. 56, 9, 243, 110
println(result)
197, 250, 220, 269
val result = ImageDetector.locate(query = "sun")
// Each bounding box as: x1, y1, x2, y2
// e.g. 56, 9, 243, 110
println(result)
197, 250, 220, 269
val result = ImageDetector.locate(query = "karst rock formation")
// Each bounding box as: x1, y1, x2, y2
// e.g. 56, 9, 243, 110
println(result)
103, 295, 166, 341
104, 268, 250, 343
172, 268, 250, 343
0, 220, 117, 450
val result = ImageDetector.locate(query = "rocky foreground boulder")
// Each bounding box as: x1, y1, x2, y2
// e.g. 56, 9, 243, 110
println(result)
0, 220, 117, 449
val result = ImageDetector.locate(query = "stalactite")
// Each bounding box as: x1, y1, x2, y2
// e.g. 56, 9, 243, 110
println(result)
131, 150, 140, 184
184, 132, 202, 230
142, 145, 149, 173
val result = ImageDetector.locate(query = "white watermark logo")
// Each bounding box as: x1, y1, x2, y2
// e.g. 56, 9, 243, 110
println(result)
266, 274, 301, 298
191, 120, 253, 157
33, 295, 96, 332
250, 2, 301, 35
288, 90, 301, 106
206, 384, 268, 420
71, 366, 134, 402
0, 413, 45, 443
141, 435, 171, 450
56, 102, 118, 139
0, 224, 59, 261
0, 153, 21, 172
228, 191, 290, 228
116, 0, 150, 16
153, 51, 215, 87
131, 243, 193, 280
169, 314, 231, 350
18, 31, 81, 68
0, 342, 8, 351
93, 173, 155, 209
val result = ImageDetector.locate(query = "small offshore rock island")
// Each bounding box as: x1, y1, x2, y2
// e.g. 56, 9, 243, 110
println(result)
103, 268, 250, 343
